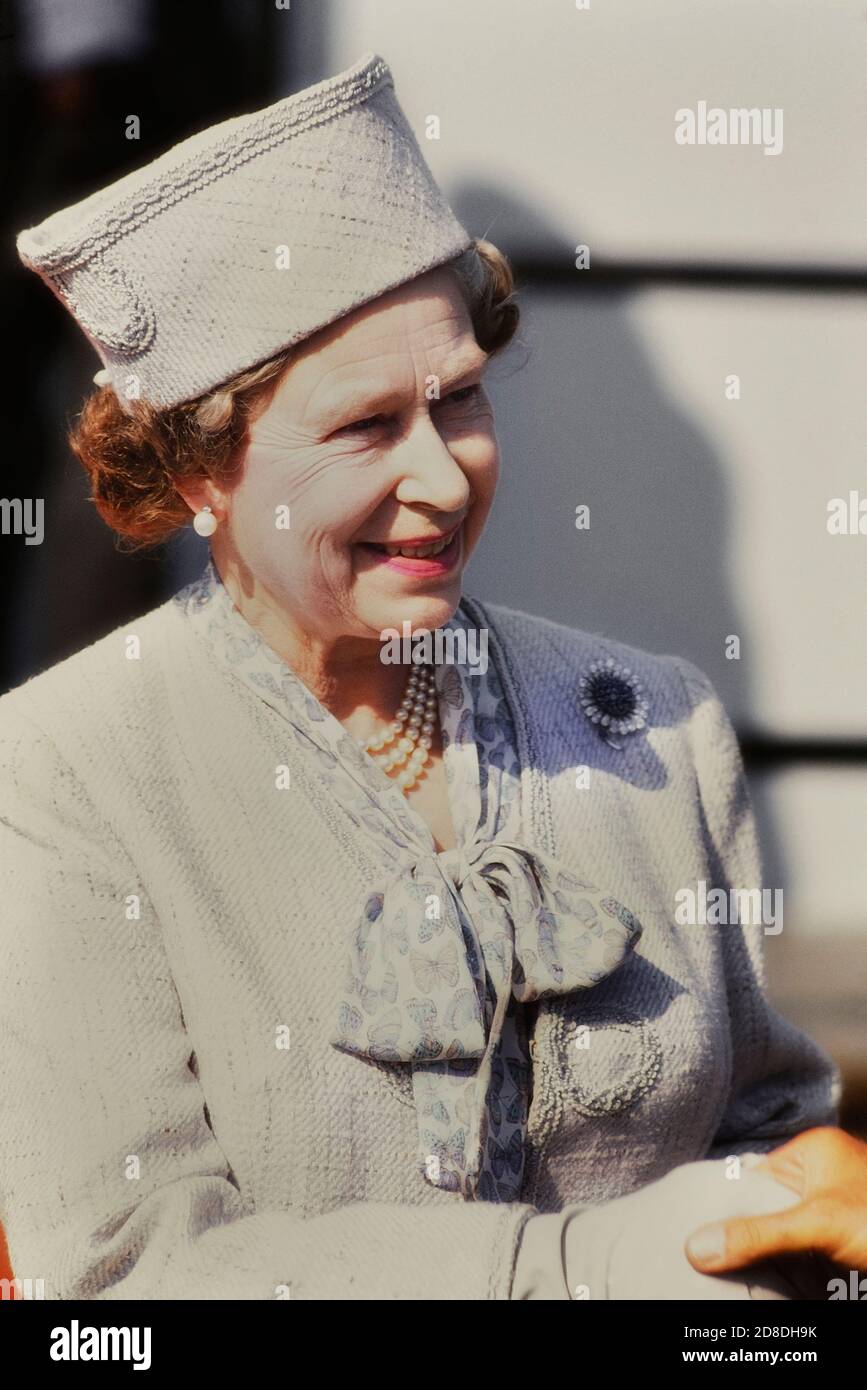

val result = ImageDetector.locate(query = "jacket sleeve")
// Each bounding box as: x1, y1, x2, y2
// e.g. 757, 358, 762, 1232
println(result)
670, 658, 841, 1158
510, 1211, 576, 1299
0, 706, 535, 1301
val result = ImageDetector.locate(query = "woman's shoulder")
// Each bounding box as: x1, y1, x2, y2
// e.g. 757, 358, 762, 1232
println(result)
0, 594, 183, 757
465, 595, 746, 815
462, 593, 718, 723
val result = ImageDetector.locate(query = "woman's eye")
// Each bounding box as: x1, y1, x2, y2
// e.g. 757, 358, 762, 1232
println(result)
338, 414, 386, 435
335, 384, 482, 437
445, 383, 483, 406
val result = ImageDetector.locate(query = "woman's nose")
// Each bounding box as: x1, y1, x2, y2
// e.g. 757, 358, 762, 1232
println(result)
391, 414, 472, 512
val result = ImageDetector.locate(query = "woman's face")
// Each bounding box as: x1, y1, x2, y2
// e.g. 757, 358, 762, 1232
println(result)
210, 264, 500, 645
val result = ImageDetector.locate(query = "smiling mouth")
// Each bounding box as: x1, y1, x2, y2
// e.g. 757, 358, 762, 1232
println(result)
375, 536, 452, 559
355, 523, 463, 573
358, 523, 462, 559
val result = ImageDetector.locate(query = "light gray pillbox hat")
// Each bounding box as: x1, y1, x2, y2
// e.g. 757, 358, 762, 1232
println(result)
16, 51, 473, 412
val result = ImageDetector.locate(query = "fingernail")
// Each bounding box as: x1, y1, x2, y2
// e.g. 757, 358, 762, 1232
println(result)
686, 1224, 725, 1265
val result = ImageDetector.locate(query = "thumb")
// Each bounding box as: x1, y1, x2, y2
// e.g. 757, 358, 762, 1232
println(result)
685, 1200, 828, 1272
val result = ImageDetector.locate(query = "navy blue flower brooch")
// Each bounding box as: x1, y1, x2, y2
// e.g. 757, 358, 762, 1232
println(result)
577, 657, 649, 750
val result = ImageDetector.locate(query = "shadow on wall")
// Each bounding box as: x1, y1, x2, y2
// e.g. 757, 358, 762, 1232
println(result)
454, 180, 786, 886
455, 181, 738, 679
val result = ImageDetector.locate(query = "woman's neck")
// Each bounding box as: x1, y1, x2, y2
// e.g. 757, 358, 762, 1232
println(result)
213, 553, 417, 729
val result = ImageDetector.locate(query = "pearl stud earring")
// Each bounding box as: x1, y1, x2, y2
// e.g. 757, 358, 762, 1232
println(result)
193, 505, 219, 537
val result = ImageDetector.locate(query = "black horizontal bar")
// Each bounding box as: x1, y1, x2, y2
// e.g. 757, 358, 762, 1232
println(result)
511, 258, 867, 293
739, 734, 867, 768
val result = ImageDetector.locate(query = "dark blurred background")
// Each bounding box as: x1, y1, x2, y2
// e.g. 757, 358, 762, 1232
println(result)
0, 0, 298, 687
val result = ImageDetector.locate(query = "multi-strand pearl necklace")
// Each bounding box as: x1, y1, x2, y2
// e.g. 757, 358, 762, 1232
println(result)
356, 664, 438, 793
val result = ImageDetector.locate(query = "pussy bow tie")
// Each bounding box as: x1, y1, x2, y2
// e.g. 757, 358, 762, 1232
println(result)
332, 837, 643, 1199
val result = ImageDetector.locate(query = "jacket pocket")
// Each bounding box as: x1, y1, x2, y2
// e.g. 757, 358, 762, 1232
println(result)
546, 998, 664, 1117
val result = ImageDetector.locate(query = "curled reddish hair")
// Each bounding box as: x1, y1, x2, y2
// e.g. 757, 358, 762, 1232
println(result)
68, 239, 521, 551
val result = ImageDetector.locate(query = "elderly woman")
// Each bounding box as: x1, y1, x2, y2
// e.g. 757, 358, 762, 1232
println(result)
0, 53, 840, 1301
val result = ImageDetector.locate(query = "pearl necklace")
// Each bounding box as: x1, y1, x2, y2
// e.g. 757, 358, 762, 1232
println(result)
356, 664, 438, 793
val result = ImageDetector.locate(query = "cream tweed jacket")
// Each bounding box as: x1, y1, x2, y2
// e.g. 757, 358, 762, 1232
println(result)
0, 566, 839, 1300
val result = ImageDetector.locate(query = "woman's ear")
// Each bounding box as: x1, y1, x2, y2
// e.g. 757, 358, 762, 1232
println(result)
174, 480, 228, 519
